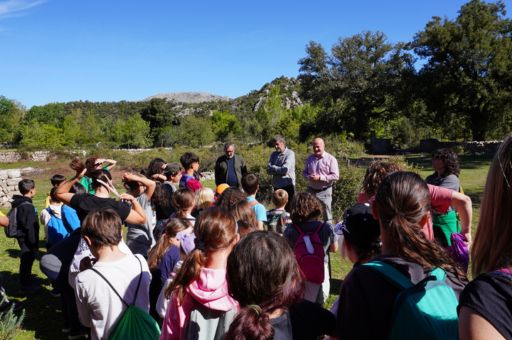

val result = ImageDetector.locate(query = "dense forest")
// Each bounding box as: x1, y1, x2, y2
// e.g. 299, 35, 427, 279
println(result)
1, 0, 511, 150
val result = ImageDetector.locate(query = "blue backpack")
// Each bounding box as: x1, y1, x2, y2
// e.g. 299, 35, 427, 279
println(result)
46, 207, 73, 246
363, 261, 459, 340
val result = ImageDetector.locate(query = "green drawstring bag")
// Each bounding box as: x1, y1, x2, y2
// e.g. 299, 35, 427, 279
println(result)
91, 255, 161, 340
433, 210, 460, 246
109, 305, 160, 340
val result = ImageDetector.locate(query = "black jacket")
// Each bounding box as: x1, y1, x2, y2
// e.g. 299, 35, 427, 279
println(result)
12, 195, 39, 247
214, 154, 247, 187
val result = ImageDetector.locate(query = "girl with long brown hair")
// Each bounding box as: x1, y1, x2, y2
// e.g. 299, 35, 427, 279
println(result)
160, 208, 240, 339
459, 136, 512, 340
225, 231, 335, 340
335, 171, 466, 339
147, 218, 191, 321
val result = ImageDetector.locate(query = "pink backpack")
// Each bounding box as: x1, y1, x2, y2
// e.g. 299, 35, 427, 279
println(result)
293, 222, 325, 284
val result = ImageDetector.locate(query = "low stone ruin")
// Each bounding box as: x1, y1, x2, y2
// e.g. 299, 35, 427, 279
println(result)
0, 169, 22, 207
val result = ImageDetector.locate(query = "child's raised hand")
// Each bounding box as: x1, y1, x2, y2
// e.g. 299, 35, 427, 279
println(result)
120, 193, 136, 203
123, 172, 140, 182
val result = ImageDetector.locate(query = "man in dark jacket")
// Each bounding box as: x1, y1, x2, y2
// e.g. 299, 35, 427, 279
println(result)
214, 143, 247, 188
12, 179, 40, 292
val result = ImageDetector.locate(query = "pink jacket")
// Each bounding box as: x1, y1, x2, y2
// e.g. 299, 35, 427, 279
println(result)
160, 268, 239, 340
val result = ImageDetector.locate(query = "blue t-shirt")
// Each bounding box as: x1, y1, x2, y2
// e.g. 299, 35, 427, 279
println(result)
247, 196, 267, 222
226, 157, 238, 187
159, 245, 181, 283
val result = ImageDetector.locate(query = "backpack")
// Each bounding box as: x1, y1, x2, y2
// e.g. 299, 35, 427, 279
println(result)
180, 174, 193, 189
363, 260, 459, 340
265, 209, 289, 233
183, 297, 237, 340
293, 222, 325, 284
91, 256, 160, 340
46, 207, 73, 245
4, 201, 31, 238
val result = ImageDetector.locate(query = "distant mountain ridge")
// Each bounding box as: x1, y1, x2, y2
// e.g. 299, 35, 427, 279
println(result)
146, 92, 231, 104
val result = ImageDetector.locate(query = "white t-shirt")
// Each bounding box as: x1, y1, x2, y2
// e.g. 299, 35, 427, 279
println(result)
69, 238, 132, 289
74, 254, 151, 340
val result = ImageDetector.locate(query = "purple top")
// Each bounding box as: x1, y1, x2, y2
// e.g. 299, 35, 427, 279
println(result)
159, 245, 181, 283
303, 151, 339, 190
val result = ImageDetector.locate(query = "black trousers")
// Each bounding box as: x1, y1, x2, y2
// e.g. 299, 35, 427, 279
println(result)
17, 238, 36, 287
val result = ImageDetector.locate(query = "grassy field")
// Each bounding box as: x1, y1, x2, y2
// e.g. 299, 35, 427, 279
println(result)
0, 153, 491, 339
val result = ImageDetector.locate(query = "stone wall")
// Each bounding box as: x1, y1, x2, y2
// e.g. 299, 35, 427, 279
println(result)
0, 150, 52, 163
0, 169, 22, 207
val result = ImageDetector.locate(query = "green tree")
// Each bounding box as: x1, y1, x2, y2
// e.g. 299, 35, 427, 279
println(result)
76, 112, 104, 146
25, 103, 66, 127
20, 121, 65, 149
62, 109, 83, 147
161, 115, 215, 147
298, 32, 415, 139
413, 0, 512, 140
0, 96, 24, 144
211, 110, 241, 141
111, 113, 151, 148
255, 85, 288, 141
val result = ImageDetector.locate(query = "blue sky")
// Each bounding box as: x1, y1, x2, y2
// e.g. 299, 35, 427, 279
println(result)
0, 0, 501, 108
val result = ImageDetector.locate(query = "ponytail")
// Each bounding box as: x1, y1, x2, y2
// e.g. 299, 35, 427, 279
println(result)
375, 172, 464, 276
167, 247, 206, 301
225, 305, 273, 340
166, 207, 236, 303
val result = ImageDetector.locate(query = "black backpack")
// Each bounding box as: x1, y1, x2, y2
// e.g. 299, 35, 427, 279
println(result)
4, 201, 31, 238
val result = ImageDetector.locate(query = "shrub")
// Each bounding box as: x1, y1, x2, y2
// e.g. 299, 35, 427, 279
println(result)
331, 164, 365, 221
0, 302, 24, 340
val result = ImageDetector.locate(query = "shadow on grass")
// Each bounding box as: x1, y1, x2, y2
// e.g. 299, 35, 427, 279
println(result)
6, 247, 47, 260
6, 248, 20, 258
1, 270, 65, 340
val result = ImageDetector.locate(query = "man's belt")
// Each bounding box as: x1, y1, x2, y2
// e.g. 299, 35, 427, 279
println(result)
308, 185, 332, 193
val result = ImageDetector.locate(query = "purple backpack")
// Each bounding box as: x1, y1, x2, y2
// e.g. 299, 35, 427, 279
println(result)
293, 223, 325, 284
448, 233, 469, 273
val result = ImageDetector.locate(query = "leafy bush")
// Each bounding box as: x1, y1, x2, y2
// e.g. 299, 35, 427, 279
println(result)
331, 164, 365, 221
0, 303, 24, 340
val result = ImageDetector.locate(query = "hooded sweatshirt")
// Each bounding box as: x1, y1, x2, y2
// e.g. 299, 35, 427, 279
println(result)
11, 195, 39, 247
40, 203, 62, 243
160, 267, 239, 340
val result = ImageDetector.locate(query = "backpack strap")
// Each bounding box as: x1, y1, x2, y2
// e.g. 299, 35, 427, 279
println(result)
293, 222, 324, 236
90, 267, 129, 307
132, 255, 143, 305
314, 221, 324, 234
90, 255, 144, 307
430, 267, 447, 281
364, 261, 447, 290
292, 223, 305, 236
362, 261, 414, 289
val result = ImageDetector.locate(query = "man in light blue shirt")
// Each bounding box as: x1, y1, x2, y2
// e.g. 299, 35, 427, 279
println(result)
267, 135, 296, 211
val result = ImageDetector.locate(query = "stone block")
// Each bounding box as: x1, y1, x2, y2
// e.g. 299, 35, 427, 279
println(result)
7, 179, 19, 186
7, 170, 21, 178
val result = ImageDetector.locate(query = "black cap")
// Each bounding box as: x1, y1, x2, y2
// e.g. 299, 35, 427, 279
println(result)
163, 163, 181, 177
341, 203, 380, 249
